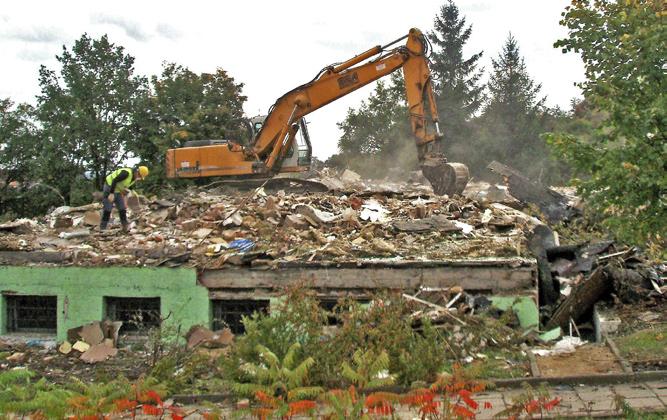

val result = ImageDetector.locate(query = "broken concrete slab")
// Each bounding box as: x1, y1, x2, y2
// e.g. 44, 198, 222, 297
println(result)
185, 325, 234, 349
0, 219, 35, 234
80, 343, 118, 364
83, 211, 101, 226
78, 321, 105, 345
340, 169, 361, 184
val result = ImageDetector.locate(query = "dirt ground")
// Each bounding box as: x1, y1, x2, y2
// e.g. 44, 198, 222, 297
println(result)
0, 339, 154, 384
536, 344, 624, 377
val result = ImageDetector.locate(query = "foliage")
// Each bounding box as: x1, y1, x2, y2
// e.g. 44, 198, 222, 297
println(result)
340, 349, 394, 389
222, 289, 447, 391
335, 74, 416, 178
35, 33, 149, 200
241, 390, 317, 420
545, 0, 666, 251
324, 294, 447, 387
135, 63, 247, 191
470, 34, 568, 183
0, 99, 63, 218
427, 0, 486, 164
0, 369, 71, 418
495, 382, 561, 419
230, 342, 323, 401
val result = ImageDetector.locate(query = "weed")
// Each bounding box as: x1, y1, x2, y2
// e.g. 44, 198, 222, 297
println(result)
495, 382, 561, 419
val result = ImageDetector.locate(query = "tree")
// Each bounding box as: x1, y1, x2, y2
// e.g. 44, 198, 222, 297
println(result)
0, 99, 47, 218
134, 63, 247, 188
427, 0, 485, 162
471, 34, 564, 182
335, 73, 414, 177
546, 0, 666, 251
35, 34, 148, 201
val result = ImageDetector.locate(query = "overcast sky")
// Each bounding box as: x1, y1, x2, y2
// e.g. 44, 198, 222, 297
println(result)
0, 0, 584, 159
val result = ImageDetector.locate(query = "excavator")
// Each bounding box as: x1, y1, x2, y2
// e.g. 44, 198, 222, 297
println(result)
165, 28, 469, 196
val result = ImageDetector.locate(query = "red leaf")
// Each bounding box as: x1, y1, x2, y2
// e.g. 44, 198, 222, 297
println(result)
287, 400, 317, 416
453, 404, 475, 418
144, 390, 163, 406
544, 397, 561, 410
114, 399, 138, 412
525, 400, 540, 414
143, 404, 164, 416
483, 401, 493, 409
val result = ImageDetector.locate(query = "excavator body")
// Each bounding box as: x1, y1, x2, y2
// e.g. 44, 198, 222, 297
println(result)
166, 28, 469, 196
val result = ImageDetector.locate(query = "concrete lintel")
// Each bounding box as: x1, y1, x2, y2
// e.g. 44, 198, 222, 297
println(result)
200, 258, 536, 294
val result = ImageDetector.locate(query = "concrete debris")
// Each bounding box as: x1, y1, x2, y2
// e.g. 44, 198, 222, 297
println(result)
58, 229, 90, 240
340, 169, 361, 184
80, 342, 118, 364
0, 219, 36, 234
6, 352, 26, 363
78, 321, 105, 346
185, 325, 234, 349
1, 177, 540, 267
83, 211, 101, 226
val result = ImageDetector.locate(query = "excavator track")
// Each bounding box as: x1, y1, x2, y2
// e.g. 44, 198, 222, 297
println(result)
421, 157, 470, 196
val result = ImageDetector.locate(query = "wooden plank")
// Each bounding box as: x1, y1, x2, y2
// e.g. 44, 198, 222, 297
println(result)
200, 259, 536, 293
547, 268, 610, 329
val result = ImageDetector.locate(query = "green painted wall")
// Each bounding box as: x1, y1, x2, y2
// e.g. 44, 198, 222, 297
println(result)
0, 267, 210, 341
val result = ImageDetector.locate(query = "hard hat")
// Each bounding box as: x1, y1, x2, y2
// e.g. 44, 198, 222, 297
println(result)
138, 166, 149, 179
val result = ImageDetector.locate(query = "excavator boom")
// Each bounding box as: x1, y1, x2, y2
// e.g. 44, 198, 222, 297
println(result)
166, 28, 469, 196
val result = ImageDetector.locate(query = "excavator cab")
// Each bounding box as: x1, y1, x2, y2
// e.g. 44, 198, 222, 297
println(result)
248, 115, 312, 173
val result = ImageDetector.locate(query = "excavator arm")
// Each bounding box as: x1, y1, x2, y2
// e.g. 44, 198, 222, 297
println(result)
166, 28, 469, 195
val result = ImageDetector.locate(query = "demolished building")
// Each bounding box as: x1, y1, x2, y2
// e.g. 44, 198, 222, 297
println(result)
0, 174, 540, 341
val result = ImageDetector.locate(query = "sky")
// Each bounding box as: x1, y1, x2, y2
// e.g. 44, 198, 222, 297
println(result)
0, 0, 585, 160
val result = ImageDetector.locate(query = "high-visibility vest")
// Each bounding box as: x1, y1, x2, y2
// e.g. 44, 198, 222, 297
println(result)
105, 168, 135, 192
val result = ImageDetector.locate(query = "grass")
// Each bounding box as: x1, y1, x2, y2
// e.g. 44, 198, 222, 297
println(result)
616, 325, 667, 362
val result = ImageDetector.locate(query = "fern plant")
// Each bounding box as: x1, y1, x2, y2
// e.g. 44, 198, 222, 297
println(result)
341, 349, 395, 389
0, 369, 71, 418
230, 342, 323, 401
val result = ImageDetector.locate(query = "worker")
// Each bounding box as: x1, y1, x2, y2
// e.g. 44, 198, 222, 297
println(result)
100, 166, 149, 231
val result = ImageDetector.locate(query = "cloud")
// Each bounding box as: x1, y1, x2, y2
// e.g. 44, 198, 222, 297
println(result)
156, 23, 181, 40
16, 49, 55, 62
91, 13, 149, 41
3, 26, 65, 43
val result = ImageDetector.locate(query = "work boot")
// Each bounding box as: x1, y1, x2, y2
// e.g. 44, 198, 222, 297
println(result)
119, 210, 130, 233
100, 211, 111, 231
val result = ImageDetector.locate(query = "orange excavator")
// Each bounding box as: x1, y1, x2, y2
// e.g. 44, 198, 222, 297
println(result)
165, 28, 469, 196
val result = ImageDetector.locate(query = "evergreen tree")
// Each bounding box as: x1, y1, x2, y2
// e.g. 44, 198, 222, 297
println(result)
475, 34, 558, 181
427, 0, 485, 160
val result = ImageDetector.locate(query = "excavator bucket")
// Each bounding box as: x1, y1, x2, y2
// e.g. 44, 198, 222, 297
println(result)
421, 157, 470, 196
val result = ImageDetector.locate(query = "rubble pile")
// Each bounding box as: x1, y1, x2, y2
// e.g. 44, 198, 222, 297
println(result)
0, 175, 536, 268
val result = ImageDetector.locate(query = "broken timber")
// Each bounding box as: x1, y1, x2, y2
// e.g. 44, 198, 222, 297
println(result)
200, 258, 536, 298
488, 160, 577, 223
